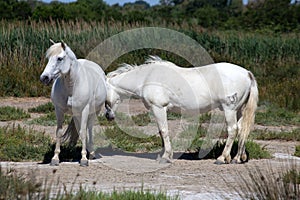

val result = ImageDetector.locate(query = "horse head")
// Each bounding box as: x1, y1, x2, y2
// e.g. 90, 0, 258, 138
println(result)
104, 83, 121, 121
40, 40, 77, 85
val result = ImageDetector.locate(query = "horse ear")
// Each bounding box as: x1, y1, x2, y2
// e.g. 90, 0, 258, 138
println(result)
61, 41, 66, 50
49, 39, 55, 44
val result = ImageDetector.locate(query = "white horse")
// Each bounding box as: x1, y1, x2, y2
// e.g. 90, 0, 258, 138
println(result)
40, 41, 107, 166
105, 56, 258, 164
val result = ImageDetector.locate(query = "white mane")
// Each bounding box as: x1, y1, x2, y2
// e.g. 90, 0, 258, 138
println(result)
46, 43, 63, 58
107, 55, 169, 78
145, 55, 163, 63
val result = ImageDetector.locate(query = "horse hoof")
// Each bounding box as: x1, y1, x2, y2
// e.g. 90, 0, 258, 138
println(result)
159, 158, 172, 164
156, 154, 162, 161
214, 160, 225, 165
50, 159, 59, 166
80, 160, 89, 167
230, 159, 238, 164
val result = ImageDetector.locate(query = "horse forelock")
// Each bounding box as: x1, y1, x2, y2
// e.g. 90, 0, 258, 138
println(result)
46, 43, 63, 58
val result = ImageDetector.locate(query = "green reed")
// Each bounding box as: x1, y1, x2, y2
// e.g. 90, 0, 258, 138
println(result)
0, 20, 299, 110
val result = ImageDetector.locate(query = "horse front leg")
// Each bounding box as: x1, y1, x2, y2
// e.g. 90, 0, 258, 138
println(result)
51, 109, 64, 166
79, 105, 89, 167
215, 109, 237, 165
86, 113, 97, 159
151, 105, 173, 163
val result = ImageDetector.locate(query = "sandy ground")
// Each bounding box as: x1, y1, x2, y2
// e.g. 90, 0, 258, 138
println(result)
0, 97, 299, 199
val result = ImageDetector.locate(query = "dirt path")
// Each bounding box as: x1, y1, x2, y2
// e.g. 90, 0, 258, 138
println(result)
0, 97, 299, 199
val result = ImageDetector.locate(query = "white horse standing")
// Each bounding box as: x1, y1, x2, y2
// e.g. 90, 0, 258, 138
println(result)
105, 56, 258, 164
40, 41, 107, 166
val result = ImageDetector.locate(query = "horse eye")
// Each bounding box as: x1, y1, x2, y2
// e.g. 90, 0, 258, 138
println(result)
57, 57, 63, 62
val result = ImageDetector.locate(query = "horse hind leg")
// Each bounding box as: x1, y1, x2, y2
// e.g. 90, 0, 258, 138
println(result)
215, 109, 238, 165
231, 116, 248, 164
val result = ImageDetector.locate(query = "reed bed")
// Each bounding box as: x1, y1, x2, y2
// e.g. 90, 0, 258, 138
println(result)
0, 20, 299, 110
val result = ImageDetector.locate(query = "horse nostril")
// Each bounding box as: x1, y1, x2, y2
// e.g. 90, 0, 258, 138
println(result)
105, 112, 115, 121
40, 75, 50, 85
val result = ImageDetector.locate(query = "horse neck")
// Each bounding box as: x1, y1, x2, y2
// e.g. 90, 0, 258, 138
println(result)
62, 60, 79, 96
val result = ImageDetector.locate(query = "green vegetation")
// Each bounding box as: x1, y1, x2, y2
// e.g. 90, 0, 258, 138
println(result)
131, 112, 152, 126
251, 129, 300, 141
2, 0, 300, 33
0, 167, 177, 200
0, 167, 46, 200
245, 140, 272, 160
189, 139, 271, 160
256, 103, 300, 126
295, 145, 300, 157
104, 126, 162, 152
167, 111, 182, 120
0, 20, 298, 112
283, 169, 300, 185
60, 188, 179, 200
28, 102, 54, 113
178, 124, 271, 159
0, 106, 30, 121
237, 165, 300, 199
27, 112, 71, 126
0, 125, 52, 161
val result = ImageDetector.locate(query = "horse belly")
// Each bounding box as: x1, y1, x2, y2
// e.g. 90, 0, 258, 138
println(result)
169, 89, 220, 114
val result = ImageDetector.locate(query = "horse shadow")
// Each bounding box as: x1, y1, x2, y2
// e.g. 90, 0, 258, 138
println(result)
41, 141, 248, 164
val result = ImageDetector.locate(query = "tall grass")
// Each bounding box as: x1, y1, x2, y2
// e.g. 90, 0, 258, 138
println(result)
233, 162, 300, 199
0, 167, 177, 200
0, 20, 299, 110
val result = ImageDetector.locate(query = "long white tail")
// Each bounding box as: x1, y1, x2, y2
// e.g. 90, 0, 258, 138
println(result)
238, 71, 259, 161
61, 117, 79, 146
241, 72, 259, 136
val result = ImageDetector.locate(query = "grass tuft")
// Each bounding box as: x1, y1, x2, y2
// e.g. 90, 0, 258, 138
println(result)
0, 167, 46, 200
104, 126, 162, 152
28, 102, 54, 113
131, 112, 151, 126
0, 106, 30, 121
0, 125, 52, 161
251, 128, 300, 141
235, 163, 300, 199
0, 167, 178, 200
64, 187, 179, 200
27, 112, 71, 126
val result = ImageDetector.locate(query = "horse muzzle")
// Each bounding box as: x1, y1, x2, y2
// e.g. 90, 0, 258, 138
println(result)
40, 75, 53, 85
105, 111, 115, 121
